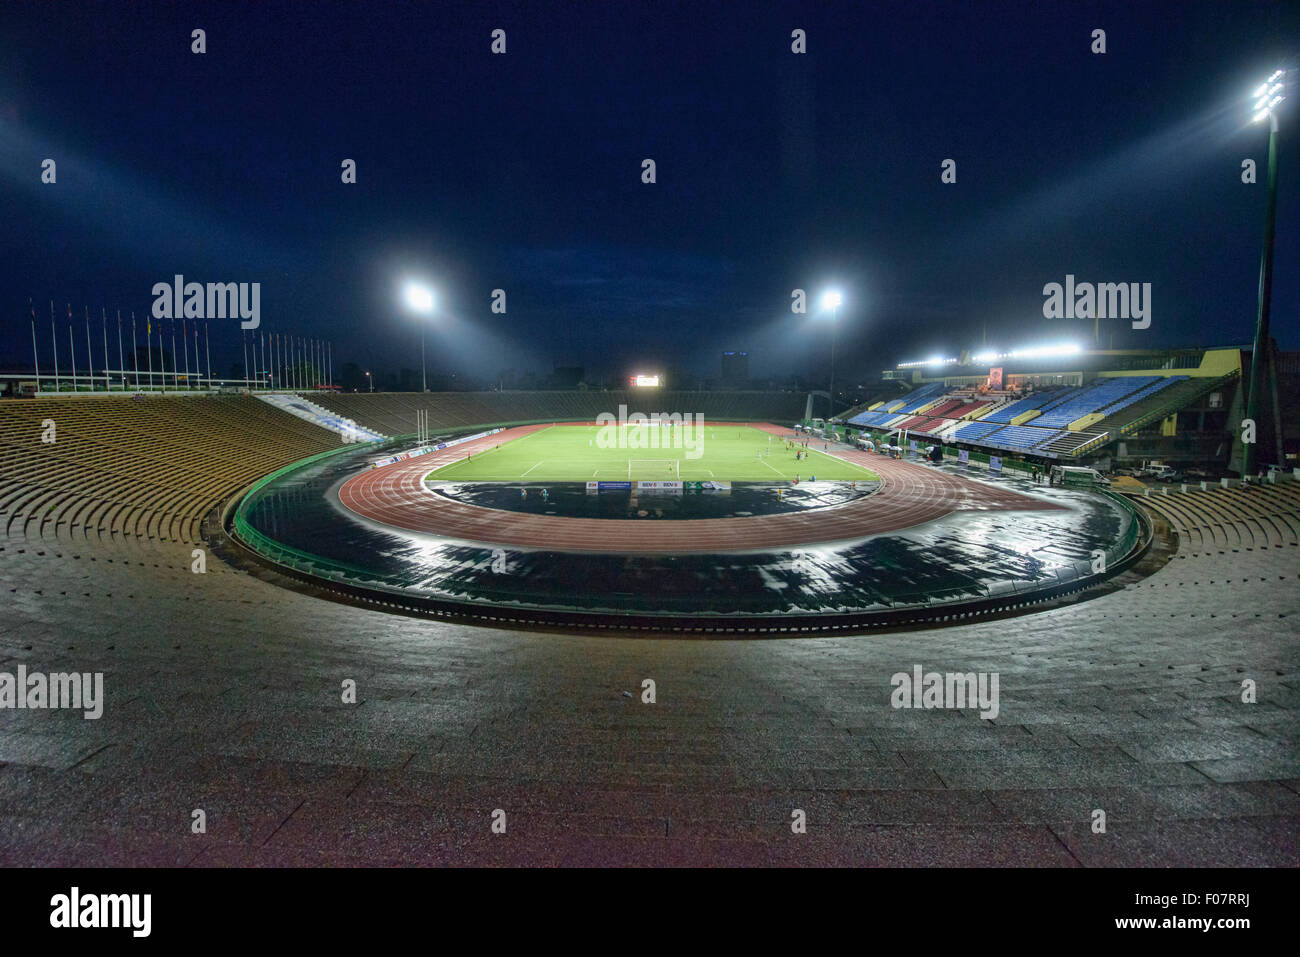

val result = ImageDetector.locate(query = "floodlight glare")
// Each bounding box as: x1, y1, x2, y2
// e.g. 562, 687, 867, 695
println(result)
821, 290, 842, 310
1250, 69, 1287, 124
403, 282, 434, 313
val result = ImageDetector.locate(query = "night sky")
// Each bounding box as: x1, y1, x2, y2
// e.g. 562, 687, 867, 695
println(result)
1, 1, 1296, 387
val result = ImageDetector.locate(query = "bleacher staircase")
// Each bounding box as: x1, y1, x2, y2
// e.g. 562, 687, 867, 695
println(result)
260, 393, 386, 443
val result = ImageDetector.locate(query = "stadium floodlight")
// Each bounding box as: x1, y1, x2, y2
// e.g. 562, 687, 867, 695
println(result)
1251, 69, 1287, 125
819, 290, 844, 418
403, 281, 434, 314
1243, 65, 1289, 475
401, 280, 436, 391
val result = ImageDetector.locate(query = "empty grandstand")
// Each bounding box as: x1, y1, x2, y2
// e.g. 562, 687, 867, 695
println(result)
846, 346, 1280, 474
0, 395, 337, 546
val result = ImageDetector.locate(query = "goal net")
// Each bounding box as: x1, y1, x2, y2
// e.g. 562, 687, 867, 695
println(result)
628, 458, 679, 480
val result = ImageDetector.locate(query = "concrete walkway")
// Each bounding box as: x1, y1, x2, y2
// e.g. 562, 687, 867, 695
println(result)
0, 518, 1295, 865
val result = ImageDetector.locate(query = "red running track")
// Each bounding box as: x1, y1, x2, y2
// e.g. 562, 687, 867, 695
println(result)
337, 422, 1064, 553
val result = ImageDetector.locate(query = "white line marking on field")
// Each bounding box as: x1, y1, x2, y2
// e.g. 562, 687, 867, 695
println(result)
522, 460, 544, 477
759, 458, 784, 476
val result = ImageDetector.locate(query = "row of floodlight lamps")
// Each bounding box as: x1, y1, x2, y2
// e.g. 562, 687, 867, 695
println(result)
897, 343, 1083, 369
1252, 69, 1287, 126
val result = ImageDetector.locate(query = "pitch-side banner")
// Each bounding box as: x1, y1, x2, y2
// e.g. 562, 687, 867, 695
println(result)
989, 455, 1003, 472
370, 428, 504, 469
958, 449, 970, 464
586, 481, 632, 491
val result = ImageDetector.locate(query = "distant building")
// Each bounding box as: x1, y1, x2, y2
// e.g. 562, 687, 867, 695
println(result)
721, 351, 748, 389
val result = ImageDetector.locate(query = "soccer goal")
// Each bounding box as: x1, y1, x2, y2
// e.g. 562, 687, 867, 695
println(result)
628, 458, 679, 480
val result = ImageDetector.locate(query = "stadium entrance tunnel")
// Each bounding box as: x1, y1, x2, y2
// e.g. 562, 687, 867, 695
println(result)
222, 427, 1157, 636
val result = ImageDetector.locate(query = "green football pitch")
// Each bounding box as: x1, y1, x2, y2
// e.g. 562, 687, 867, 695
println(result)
425, 425, 880, 483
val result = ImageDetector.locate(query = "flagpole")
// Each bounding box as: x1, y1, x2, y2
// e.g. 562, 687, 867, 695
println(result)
116, 310, 124, 392
30, 299, 40, 393
242, 331, 249, 391
171, 320, 178, 390
69, 305, 77, 391
147, 314, 154, 392
131, 312, 139, 390
159, 326, 165, 394
85, 306, 93, 392
102, 308, 110, 391
50, 301, 60, 392
204, 322, 212, 389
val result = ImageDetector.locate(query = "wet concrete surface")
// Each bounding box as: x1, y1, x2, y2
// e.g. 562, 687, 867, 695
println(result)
433, 479, 880, 519
238, 447, 1133, 616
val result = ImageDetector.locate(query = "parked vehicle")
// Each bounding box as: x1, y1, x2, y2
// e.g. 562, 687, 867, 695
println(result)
1051, 466, 1111, 487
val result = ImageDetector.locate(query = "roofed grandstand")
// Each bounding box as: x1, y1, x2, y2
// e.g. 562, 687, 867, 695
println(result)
846, 346, 1279, 472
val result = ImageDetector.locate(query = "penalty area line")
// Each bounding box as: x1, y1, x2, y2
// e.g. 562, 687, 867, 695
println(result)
521, 460, 544, 477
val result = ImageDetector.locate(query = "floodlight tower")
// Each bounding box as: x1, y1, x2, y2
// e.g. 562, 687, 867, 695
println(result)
403, 281, 435, 392
1244, 68, 1287, 476
821, 290, 842, 419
